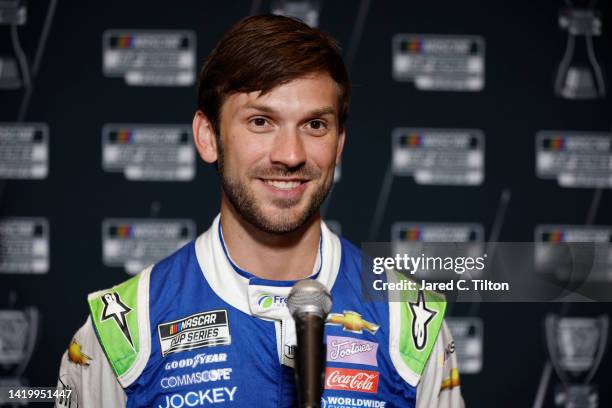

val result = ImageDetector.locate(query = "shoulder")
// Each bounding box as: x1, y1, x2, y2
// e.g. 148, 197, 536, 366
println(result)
56, 318, 127, 407
386, 273, 448, 391
330, 233, 449, 387
87, 264, 153, 387
416, 321, 465, 407
85, 239, 198, 386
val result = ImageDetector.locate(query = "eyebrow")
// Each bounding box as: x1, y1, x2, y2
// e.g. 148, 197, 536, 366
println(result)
242, 103, 336, 118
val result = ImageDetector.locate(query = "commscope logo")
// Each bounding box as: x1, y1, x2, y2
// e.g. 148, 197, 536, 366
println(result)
160, 367, 232, 389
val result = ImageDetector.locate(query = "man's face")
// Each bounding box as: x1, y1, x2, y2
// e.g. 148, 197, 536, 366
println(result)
214, 73, 345, 234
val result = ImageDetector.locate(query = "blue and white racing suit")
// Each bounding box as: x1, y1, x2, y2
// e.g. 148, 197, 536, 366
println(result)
56, 216, 464, 407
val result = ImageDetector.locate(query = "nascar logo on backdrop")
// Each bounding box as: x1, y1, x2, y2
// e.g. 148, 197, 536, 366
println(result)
392, 34, 485, 91
0, 1, 27, 25
102, 218, 196, 274
102, 124, 195, 181
392, 128, 485, 185
535, 225, 612, 282
0, 123, 48, 179
271, 0, 320, 28
103, 30, 196, 86
0, 217, 49, 274
391, 223, 485, 279
536, 131, 612, 188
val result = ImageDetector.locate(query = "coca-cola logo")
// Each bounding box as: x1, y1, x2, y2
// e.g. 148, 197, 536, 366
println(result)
324, 368, 379, 394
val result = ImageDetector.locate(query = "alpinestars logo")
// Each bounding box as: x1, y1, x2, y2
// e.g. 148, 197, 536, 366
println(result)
408, 290, 437, 350
100, 292, 134, 349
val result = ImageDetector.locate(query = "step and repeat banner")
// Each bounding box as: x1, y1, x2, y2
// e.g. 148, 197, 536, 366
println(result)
0, 0, 611, 407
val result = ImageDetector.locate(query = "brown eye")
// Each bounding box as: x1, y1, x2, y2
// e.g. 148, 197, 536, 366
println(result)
308, 120, 326, 130
253, 118, 267, 126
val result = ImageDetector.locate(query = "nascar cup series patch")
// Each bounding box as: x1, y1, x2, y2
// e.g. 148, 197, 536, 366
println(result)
158, 310, 231, 357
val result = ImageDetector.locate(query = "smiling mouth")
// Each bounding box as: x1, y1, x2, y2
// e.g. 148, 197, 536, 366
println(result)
261, 179, 306, 190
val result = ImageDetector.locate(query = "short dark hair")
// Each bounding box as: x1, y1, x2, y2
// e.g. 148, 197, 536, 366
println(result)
197, 14, 351, 136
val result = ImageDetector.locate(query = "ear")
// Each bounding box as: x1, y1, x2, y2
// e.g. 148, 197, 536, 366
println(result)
335, 127, 346, 165
192, 111, 218, 164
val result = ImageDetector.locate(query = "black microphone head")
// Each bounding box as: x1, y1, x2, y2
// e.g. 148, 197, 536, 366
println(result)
287, 279, 332, 319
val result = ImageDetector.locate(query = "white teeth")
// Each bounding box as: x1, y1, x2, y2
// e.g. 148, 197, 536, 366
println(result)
264, 180, 301, 189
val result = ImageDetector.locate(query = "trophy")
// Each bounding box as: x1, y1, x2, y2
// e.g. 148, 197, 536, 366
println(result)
0, 307, 39, 407
554, 0, 605, 99
0, 0, 27, 90
545, 315, 608, 408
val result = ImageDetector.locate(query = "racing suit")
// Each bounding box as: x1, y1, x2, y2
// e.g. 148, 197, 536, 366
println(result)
55, 215, 464, 407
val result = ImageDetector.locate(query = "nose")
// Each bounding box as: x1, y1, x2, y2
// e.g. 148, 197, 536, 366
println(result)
269, 127, 307, 169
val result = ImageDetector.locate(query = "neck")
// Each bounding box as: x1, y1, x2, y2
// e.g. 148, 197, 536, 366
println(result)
219, 196, 321, 281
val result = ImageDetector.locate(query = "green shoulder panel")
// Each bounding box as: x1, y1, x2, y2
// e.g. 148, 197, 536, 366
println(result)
388, 272, 446, 379
88, 273, 141, 378
398, 286, 446, 376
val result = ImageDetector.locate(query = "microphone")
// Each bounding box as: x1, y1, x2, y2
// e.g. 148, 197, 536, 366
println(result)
288, 279, 332, 408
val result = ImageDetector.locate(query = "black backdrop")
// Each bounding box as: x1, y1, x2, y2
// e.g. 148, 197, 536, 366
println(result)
1, 1, 612, 407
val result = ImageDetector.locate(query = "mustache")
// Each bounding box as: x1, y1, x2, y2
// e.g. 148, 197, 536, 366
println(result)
251, 164, 321, 180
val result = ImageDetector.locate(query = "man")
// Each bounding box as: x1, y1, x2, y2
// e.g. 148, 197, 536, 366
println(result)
56, 15, 464, 408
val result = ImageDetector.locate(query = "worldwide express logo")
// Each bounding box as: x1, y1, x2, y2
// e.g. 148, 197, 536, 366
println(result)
257, 294, 287, 310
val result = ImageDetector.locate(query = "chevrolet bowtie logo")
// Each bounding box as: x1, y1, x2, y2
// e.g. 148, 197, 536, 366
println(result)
326, 311, 379, 334
68, 340, 92, 366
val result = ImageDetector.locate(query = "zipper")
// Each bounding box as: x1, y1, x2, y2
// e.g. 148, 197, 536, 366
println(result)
277, 319, 284, 407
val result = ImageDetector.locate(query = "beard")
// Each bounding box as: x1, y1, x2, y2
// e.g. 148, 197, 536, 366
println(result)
217, 143, 333, 234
